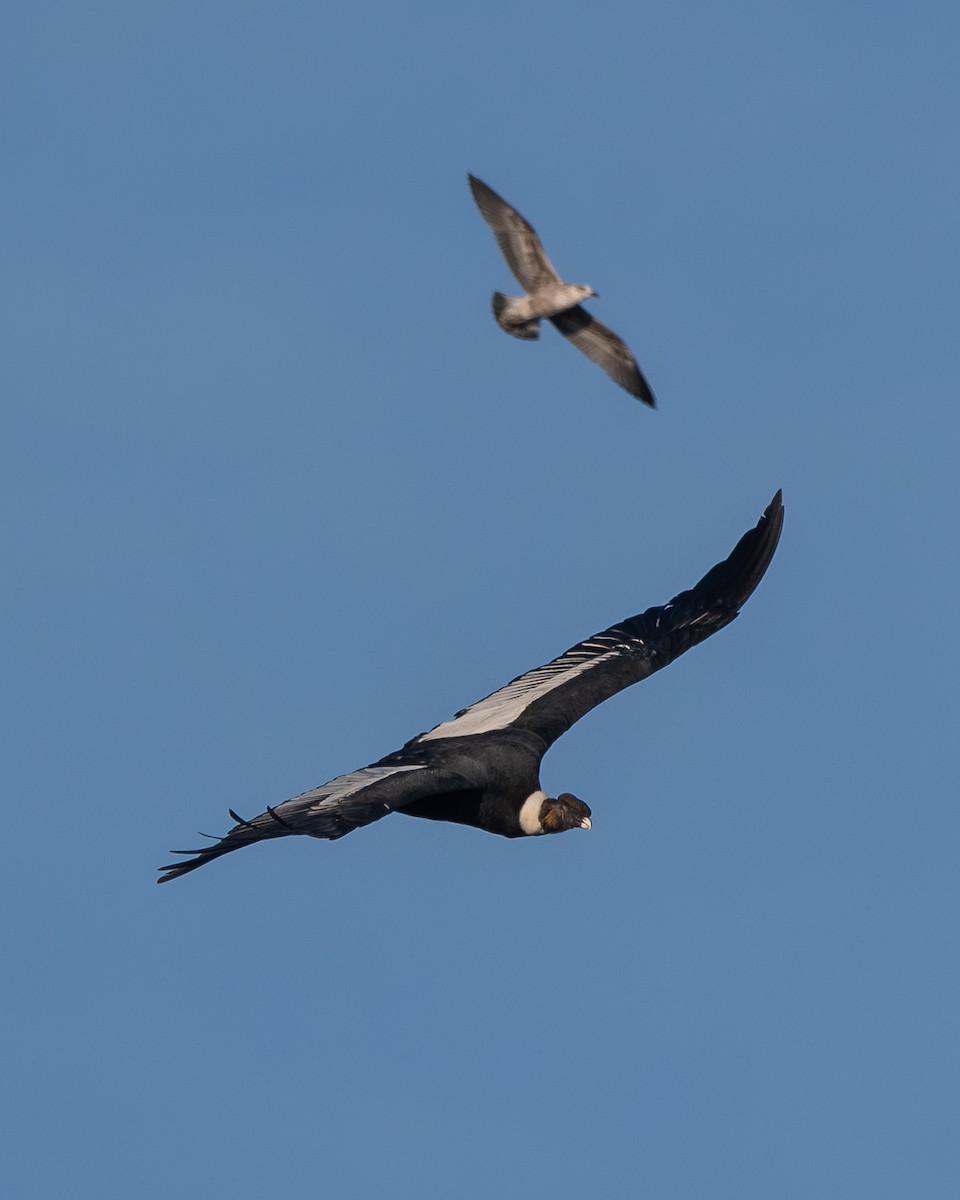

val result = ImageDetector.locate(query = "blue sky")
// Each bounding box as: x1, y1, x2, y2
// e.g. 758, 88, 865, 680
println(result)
3, 1, 959, 1196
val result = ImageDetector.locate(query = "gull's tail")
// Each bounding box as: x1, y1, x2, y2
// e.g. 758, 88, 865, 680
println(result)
492, 293, 540, 341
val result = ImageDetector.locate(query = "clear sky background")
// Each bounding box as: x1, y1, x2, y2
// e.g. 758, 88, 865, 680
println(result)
3, 1, 959, 1196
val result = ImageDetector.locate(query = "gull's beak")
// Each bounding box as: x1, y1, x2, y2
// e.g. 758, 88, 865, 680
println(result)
580, 817, 592, 830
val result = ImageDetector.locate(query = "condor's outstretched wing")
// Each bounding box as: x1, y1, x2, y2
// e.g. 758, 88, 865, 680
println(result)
415, 491, 783, 752
158, 758, 475, 883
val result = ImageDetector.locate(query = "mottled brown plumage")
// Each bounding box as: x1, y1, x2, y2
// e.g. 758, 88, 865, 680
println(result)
468, 174, 656, 406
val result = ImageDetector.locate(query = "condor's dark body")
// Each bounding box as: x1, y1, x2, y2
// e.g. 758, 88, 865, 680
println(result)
159, 492, 783, 883
386, 729, 544, 835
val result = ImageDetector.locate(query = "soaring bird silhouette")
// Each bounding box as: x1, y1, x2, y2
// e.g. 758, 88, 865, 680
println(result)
468, 173, 656, 406
158, 492, 782, 882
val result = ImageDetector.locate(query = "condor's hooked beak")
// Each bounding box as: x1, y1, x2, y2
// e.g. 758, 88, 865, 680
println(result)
551, 792, 592, 834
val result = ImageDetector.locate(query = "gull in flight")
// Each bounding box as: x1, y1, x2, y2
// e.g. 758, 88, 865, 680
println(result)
468, 173, 656, 406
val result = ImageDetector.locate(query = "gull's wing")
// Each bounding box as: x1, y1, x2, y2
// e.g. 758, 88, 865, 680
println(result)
550, 306, 656, 407
415, 492, 783, 751
468, 174, 562, 291
158, 758, 476, 883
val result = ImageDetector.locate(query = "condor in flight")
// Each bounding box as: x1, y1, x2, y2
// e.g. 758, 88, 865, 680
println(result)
158, 492, 782, 883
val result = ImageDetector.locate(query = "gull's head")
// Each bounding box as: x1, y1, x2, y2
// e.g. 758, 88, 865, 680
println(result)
576, 284, 598, 300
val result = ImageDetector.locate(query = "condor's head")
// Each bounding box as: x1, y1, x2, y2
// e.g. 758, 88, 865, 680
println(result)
519, 790, 592, 836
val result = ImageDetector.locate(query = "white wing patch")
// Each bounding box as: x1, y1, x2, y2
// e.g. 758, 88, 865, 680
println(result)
296, 764, 427, 812
418, 644, 622, 742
